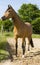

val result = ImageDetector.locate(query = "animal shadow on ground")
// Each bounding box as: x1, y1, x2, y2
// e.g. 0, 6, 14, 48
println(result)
0, 42, 15, 62
25, 50, 40, 58
0, 41, 40, 62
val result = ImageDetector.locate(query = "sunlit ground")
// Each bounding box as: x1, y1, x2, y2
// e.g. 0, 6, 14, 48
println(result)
0, 32, 40, 61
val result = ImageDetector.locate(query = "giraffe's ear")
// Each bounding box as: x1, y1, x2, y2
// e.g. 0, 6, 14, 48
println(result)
8, 4, 11, 8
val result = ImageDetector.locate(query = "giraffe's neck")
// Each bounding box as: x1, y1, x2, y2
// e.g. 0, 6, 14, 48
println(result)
12, 10, 24, 28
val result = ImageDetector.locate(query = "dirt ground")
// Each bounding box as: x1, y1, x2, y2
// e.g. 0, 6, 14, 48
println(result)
0, 38, 40, 65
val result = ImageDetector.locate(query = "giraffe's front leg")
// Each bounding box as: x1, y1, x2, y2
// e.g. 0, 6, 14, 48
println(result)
22, 38, 26, 58
16, 39, 18, 57
14, 35, 18, 57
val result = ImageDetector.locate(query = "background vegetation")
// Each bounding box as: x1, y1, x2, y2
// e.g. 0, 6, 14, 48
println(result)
18, 4, 40, 34
0, 4, 40, 34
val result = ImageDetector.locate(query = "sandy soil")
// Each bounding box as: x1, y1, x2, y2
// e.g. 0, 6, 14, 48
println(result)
0, 38, 40, 65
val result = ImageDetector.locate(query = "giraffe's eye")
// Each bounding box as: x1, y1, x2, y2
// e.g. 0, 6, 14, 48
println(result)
8, 10, 10, 12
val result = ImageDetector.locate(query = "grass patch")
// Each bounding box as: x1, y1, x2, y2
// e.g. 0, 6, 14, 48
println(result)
0, 32, 9, 61
4, 32, 13, 37
32, 34, 40, 38
0, 49, 9, 61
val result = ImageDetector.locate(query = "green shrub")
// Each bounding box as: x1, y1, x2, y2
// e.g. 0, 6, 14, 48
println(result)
0, 19, 13, 32
3, 19, 13, 31
32, 18, 40, 34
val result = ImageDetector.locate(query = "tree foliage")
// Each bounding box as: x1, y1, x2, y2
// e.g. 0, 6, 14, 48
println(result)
18, 4, 40, 23
18, 3, 40, 34
32, 18, 40, 34
0, 19, 13, 32
0, 4, 40, 34
3, 19, 13, 31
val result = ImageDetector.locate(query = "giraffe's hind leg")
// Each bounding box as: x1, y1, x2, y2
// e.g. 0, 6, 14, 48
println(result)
28, 36, 34, 51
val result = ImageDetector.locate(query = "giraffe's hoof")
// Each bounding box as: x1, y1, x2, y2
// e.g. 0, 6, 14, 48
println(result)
22, 55, 25, 58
